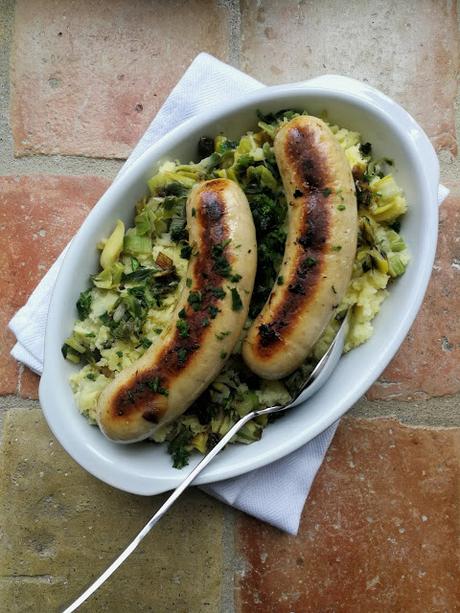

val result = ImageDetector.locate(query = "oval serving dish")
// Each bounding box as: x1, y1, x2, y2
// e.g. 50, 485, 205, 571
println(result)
39, 75, 439, 495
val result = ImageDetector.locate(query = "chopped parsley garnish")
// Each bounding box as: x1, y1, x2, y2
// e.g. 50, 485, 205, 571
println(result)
177, 347, 188, 364
180, 244, 192, 259
322, 188, 332, 197
186, 277, 192, 288
215, 330, 230, 340
305, 256, 317, 267
130, 257, 140, 272
211, 240, 232, 277
201, 317, 210, 327
220, 351, 228, 359
140, 338, 152, 348
293, 189, 303, 198
208, 305, 219, 319
332, 245, 342, 251
86, 373, 96, 381
187, 290, 203, 311
176, 319, 189, 338
211, 286, 226, 299
168, 427, 192, 469
231, 287, 243, 311
360, 142, 372, 156
178, 308, 187, 319
249, 193, 286, 234
288, 282, 305, 295
154, 328, 163, 334
76, 290, 92, 320
116, 350, 123, 357
337, 204, 346, 211
230, 273, 242, 283
146, 376, 169, 396
277, 275, 284, 285
169, 217, 187, 242
191, 207, 196, 217
198, 136, 215, 158
258, 323, 279, 346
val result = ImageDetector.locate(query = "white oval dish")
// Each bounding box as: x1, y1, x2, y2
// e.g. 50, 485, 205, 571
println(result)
39, 75, 439, 495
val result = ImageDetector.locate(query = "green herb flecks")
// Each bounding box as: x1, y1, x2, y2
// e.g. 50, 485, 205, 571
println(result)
146, 376, 169, 396
215, 330, 231, 340
231, 287, 243, 311
187, 290, 203, 312
176, 319, 189, 338
208, 305, 219, 319
211, 286, 226, 300
76, 290, 92, 320
211, 240, 232, 278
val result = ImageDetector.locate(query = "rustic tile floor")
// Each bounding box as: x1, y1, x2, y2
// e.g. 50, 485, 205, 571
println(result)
1, 1, 459, 611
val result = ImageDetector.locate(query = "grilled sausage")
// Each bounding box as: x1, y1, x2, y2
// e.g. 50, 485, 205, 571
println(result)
242, 115, 357, 379
97, 179, 257, 443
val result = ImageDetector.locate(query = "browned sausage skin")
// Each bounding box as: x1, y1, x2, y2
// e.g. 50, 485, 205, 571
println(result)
242, 116, 357, 379
108, 182, 231, 424
97, 178, 257, 443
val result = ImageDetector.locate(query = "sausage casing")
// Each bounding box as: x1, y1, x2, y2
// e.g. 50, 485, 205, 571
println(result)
97, 178, 257, 443
242, 115, 357, 379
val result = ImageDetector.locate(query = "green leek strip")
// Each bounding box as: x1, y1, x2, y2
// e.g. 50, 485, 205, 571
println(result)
386, 229, 406, 252
246, 165, 278, 192
100, 220, 125, 270
123, 233, 152, 255
65, 351, 80, 364
64, 336, 87, 354
388, 253, 408, 277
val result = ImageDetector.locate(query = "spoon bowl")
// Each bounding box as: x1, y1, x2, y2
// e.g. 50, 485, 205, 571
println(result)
291, 311, 351, 407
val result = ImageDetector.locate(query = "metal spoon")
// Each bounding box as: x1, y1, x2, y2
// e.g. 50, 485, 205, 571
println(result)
63, 311, 350, 612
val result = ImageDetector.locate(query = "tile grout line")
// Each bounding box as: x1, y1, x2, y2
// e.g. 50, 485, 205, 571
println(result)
437, 0, 460, 181
220, 505, 237, 613
222, 0, 241, 68
351, 394, 460, 428
0, 0, 14, 174
219, 1, 240, 610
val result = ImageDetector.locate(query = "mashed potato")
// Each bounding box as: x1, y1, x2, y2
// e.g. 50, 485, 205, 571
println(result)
63, 111, 409, 467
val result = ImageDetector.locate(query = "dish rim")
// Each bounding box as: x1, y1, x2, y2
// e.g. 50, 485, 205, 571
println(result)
39, 77, 439, 494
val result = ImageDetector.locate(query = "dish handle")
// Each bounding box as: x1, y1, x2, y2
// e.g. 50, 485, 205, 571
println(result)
290, 74, 441, 205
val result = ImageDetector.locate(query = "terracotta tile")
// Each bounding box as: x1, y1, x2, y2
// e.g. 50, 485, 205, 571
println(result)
235, 417, 460, 613
0, 328, 18, 397
0, 409, 224, 611
241, 0, 459, 154
11, 0, 231, 159
0, 175, 109, 395
18, 366, 40, 400
368, 182, 460, 400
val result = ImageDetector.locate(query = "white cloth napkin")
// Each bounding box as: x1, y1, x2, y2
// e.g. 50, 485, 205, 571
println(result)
9, 53, 447, 535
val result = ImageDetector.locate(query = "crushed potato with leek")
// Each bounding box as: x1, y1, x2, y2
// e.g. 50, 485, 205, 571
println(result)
64, 109, 409, 468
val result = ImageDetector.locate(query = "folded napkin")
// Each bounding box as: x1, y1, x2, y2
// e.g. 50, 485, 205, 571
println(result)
9, 53, 446, 535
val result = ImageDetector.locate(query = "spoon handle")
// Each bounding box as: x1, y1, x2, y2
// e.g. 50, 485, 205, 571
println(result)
62, 410, 257, 613
63, 312, 350, 611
